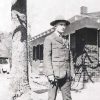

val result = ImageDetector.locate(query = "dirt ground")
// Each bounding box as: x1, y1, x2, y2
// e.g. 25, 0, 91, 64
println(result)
0, 73, 100, 100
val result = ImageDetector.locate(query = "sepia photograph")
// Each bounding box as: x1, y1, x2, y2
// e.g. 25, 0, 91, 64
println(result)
0, 0, 100, 100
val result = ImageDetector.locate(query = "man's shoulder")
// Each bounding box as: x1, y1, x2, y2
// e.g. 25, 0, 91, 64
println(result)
45, 33, 54, 41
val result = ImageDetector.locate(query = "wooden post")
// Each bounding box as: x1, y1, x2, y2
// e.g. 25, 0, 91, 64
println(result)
97, 29, 100, 64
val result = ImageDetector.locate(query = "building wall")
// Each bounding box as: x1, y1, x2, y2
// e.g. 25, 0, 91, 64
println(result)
29, 33, 52, 73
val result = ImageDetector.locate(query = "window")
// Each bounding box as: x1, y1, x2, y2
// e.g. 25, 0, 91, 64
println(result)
99, 31, 100, 47
33, 46, 36, 60
40, 44, 43, 60
32, 44, 43, 61
36, 45, 39, 59
0, 58, 8, 64
3, 59, 8, 64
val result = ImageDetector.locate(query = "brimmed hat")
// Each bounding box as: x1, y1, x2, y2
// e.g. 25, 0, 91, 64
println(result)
50, 16, 70, 26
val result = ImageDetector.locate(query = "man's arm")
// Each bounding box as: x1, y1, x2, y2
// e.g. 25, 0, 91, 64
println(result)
43, 36, 54, 77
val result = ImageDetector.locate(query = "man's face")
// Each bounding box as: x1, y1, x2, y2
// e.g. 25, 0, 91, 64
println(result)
55, 22, 67, 34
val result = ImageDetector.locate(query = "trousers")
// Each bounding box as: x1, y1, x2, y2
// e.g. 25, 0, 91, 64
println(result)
48, 76, 72, 100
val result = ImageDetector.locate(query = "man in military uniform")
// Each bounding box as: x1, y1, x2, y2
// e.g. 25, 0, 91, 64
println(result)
43, 17, 75, 100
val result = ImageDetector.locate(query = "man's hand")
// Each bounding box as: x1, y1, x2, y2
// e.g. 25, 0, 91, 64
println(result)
48, 75, 55, 82
71, 73, 75, 81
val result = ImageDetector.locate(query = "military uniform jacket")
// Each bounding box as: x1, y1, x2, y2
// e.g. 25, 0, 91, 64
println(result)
43, 32, 72, 79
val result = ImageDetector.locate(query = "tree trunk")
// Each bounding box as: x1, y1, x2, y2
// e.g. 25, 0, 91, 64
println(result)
10, 0, 30, 99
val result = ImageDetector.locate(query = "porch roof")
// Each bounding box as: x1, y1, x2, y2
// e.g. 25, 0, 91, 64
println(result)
65, 17, 100, 35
